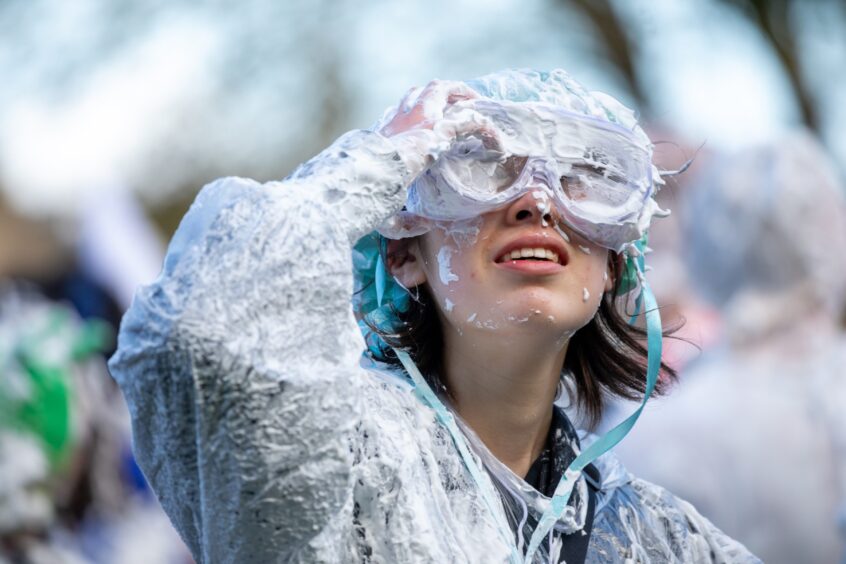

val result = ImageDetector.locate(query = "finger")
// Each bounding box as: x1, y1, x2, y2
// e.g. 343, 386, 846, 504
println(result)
410, 81, 479, 127
447, 91, 474, 105
417, 81, 479, 110
400, 85, 426, 114
418, 79, 478, 100
380, 82, 484, 138
444, 83, 481, 105
435, 106, 501, 148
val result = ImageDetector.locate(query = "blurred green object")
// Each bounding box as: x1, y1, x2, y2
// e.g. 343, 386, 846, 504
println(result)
0, 308, 112, 469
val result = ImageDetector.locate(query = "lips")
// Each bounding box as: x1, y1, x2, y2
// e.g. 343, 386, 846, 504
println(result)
494, 234, 570, 267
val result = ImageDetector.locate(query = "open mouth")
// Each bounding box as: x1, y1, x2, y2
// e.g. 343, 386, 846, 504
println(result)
493, 233, 570, 273
495, 247, 562, 265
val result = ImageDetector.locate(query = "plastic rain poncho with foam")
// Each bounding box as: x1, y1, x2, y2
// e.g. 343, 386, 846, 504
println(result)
109, 69, 758, 563
614, 131, 846, 564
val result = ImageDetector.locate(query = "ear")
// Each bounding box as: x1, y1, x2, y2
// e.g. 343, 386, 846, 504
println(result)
386, 238, 427, 288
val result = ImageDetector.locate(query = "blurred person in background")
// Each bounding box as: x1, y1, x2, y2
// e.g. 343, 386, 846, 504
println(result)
0, 282, 102, 564
615, 131, 846, 564
0, 196, 191, 563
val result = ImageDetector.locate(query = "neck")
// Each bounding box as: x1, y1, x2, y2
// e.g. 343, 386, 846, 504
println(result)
441, 324, 568, 477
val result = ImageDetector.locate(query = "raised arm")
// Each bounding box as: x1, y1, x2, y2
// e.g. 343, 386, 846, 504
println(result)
109, 83, 489, 563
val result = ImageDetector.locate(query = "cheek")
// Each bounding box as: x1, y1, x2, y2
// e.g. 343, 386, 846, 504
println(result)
555, 250, 609, 317
423, 252, 513, 334
578, 248, 610, 287
418, 239, 477, 310
423, 243, 467, 288
428, 250, 483, 306
420, 222, 487, 293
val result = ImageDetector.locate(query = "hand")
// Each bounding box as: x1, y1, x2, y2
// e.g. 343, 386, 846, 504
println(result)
378, 80, 500, 177
379, 80, 479, 138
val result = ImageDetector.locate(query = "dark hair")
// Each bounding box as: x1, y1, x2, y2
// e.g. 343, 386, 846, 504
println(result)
364, 246, 680, 430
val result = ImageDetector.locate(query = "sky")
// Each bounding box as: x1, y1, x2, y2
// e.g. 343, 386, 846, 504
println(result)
0, 0, 841, 217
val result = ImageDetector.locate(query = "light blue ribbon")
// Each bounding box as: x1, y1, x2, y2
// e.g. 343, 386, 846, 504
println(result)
375, 253, 387, 307
523, 278, 661, 561
395, 349, 525, 564
386, 240, 662, 562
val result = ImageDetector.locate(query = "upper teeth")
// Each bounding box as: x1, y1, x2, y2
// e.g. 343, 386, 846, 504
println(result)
502, 247, 560, 264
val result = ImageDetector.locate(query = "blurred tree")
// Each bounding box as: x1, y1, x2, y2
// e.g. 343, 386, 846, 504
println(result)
0, 0, 357, 234
554, 0, 648, 111
3, 0, 845, 230
714, 0, 826, 134
558, 0, 846, 137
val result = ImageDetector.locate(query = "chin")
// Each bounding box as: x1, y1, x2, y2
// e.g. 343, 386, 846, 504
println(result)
512, 292, 597, 326
494, 304, 578, 331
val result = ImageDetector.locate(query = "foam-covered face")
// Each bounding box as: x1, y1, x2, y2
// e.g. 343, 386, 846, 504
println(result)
390, 191, 614, 342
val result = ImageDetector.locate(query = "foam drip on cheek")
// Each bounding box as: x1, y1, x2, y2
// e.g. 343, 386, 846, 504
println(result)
578, 245, 591, 255
582, 288, 590, 302
444, 298, 454, 312
436, 245, 459, 285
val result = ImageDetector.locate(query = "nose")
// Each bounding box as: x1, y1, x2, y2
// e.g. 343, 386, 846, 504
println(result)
503, 190, 554, 226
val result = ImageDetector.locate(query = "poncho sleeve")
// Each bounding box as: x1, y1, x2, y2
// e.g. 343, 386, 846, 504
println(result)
108, 129, 411, 563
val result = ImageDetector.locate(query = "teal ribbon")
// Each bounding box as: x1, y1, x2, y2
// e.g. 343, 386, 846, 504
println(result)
618, 236, 647, 324
393, 269, 662, 562
395, 350, 524, 564
629, 288, 644, 325
523, 278, 661, 561
395, 277, 662, 562
375, 253, 387, 307
374, 230, 662, 562
353, 233, 412, 363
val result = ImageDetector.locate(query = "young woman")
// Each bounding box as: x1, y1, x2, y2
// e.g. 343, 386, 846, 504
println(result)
110, 69, 759, 563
